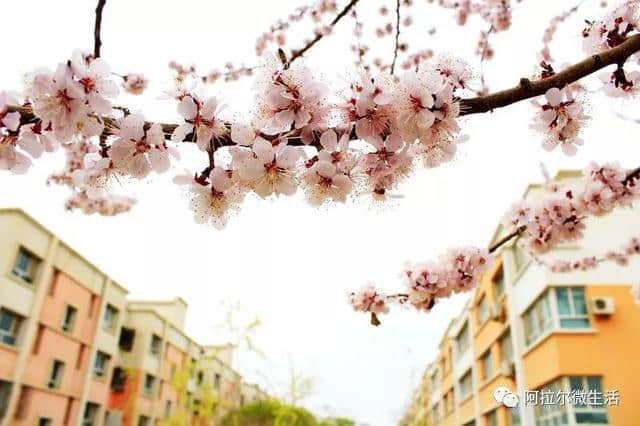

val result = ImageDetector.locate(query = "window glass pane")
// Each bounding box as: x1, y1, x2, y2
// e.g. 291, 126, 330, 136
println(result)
0, 312, 13, 331
17, 252, 30, 271
586, 377, 602, 393
556, 288, 570, 314
560, 318, 590, 329
575, 412, 608, 424
572, 288, 587, 314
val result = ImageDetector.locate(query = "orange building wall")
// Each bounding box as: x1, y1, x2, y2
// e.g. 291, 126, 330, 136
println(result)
523, 284, 640, 426
12, 387, 79, 426
0, 346, 18, 381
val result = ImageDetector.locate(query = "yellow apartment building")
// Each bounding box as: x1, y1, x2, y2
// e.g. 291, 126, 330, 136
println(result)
0, 208, 267, 426
402, 171, 640, 426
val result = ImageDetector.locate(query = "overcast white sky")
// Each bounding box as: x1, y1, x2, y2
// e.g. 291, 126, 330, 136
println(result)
1, 1, 639, 425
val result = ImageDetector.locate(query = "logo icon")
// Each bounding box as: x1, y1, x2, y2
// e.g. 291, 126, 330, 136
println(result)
493, 386, 519, 408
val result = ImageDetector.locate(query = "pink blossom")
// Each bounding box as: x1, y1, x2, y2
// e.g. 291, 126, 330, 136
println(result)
122, 73, 149, 95
257, 63, 329, 137
28, 64, 86, 141
174, 167, 244, 229
110, 114, 179, 178
231, 139, 303, 197
0, 92, 21, 131
65, 189, 135, 216
531, 87, 588, 156
348, 284, 390, 315
171, 95, 228, 151
70, 50, 118, 114
303, 160, 353, 205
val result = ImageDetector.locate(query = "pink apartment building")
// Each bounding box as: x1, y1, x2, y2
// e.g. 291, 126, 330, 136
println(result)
0, 208, 266, 426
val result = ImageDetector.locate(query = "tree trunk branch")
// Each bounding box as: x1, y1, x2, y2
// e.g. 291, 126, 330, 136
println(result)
94, 0, 107, 58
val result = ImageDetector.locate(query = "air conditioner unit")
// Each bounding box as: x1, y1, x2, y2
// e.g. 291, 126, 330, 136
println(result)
490, 305, 505, 321
500, 360, 515, 377
591, 297, 615, 315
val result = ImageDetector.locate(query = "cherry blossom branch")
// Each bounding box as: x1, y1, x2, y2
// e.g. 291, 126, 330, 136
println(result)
460, 33, 640, 115
288, 0, 361, 64
351, 163, 640, 326
94, 0, 107, 58
9, 33, 640, 152
390, 0, 401, 75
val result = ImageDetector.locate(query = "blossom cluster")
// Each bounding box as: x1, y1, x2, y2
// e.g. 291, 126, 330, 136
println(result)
348, 247, 492, 324
530, 87, 589, 156
541, 235, 640, 273
504, 162, 639, 254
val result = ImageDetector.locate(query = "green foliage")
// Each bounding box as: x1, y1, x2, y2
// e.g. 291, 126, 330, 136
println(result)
221, 399, 318, 426
317, 418, 356, 426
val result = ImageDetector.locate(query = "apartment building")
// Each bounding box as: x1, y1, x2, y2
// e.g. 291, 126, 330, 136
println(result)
0, 208, 267, 426
403, 171, 640, 426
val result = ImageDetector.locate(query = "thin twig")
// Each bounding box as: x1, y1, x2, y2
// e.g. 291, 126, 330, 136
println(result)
289, 0, 361, 64
390, 0, 401, 75
94, 0, 107, 58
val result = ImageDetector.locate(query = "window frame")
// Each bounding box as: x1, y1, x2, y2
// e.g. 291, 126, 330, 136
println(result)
523, 287, 591, 347
143, 374, 156, 396
455, 321, 470, 359
0, 308, 23, 347
103, 304, 118, 332
480, 349, 493, 381
149, 334, 162, 357
82, 402, 100, 426
533, 376, 609, 425
48, 359, 66, 389
477, 295, 489, 325
93, 351, 110, 379
61, 304, 78, 333
457, 369, 473, 401
11, 247, 40, 284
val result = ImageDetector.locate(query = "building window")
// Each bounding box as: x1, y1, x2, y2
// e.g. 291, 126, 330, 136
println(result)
94, 351, 110, 379
0, 308, 24, 346
0, 380, 12, 420
462, 421, 476, 426
197, 370, 203, 385
458, 369, 473, 401
143, 374, 156, 396
480, 349, 493, 381
569, 376, 608, 424
477, 296, 489, 325
534, 376, 609, 425
82, 402, 100, 426
556, 287, 590, 329
61, 305, 77, 333
48, 360, 65, 389
150, 334, 162, 357
110, 367, 127, 392
523, 290, 553, 345
455, 322, 470, 358
165, 400, 172, 419
493, 264, 504, 298
430, 370, 439, 394
12, 248, 40, 284
523, 287, 590, 346
118, 327, 135, 352
103, 305, 118, 332
508, 407, 522, 426
137, 415, 150, 426
214, 373, 221, 391
500, 331, 513, 364
38, 418, 52, 426
432, 402, 441, 422
485, 409, 498, 426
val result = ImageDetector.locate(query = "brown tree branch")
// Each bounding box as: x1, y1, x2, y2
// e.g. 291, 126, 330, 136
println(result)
460, 34, 640, 115
289, 0, 361, 64
8, 35, 640, 150
94, 0, 107, 58
390, 0, 401, 75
